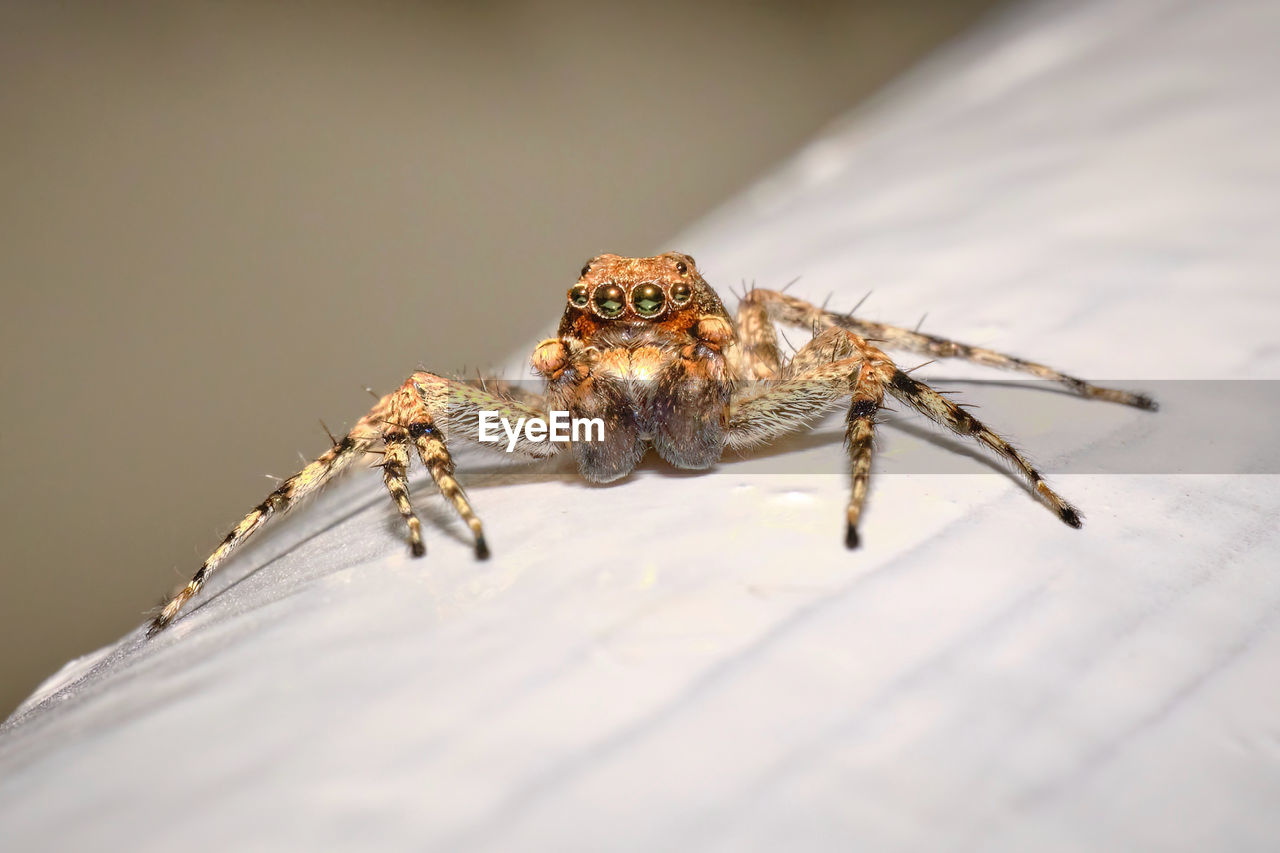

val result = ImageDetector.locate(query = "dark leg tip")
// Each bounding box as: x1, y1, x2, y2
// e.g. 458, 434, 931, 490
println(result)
1059, 506, 1084, 529
474, 535, 490, 560
145, 620, 164, 639
845, 523, 860, 549
411, 541, 426, 558
1134, 394, 1159, 412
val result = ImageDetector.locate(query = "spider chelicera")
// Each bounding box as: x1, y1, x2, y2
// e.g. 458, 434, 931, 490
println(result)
149, 252, 1154, 635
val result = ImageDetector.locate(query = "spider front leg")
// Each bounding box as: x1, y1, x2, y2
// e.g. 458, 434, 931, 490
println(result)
361, 370, 565, 560
379, 375, 498, 560
379, 432, 426, 557
741, 288, 1156, 410
149, 371, 557, 636
727, 326, 890, 548
728, 323, 1086, 547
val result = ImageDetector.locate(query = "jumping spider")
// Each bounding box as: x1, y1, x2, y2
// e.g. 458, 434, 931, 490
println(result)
149, 252, 1155, 635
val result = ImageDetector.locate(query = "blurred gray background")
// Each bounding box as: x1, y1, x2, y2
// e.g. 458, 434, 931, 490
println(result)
0, 0, 1002, 715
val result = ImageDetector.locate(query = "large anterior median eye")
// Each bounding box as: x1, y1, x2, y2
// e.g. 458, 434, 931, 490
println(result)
631, 283, 666, 318
569, 284, 589, 308
593, 284, 626, 318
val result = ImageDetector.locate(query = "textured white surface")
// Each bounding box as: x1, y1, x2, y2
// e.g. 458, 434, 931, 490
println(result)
4, 0, 1280, 850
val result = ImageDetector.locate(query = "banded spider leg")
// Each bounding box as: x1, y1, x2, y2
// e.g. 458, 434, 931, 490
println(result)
148, 372, 559, 635
726, 286, 1153, 547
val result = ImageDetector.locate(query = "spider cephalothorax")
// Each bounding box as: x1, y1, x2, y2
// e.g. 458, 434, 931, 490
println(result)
148, 252, 1155, 636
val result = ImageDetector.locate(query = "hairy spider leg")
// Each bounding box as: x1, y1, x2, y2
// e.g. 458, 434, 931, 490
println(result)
741, 288, 1156, 410
730, 287, 784, 380
149, 372, 557, 635
883, 367, 1083, 527
727, 326, 889, 547
412, 421, 489, 559
727, 324, 1084, 545
149, 417, 382, 635
379, 436, 424, 557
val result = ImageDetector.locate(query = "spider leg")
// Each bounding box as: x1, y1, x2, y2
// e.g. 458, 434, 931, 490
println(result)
149, 418, 380, 635
728, 323, 1084, 545
377, 371, 559, 564
885, 367, 1083, 528
368, 371, 563, 560
149, 372, 556, 636
844, 385, 880, 548
478, 375, 546, 409
727, 326, 888, 547
412, 422, 488, 559
729, 286, 784, 380
380, 434, 425, 557
740, 288, 1156, 409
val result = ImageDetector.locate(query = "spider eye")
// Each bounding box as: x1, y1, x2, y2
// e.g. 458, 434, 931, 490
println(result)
675, 260, 688, 275
593, 284, 626, 318
631, 283, 666, 318
569, 284, 590, 308
580, 262, 592, 278
669, 281, 692, 306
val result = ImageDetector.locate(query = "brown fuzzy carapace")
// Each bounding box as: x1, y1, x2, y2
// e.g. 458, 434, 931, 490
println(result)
148, 252, 1155, 636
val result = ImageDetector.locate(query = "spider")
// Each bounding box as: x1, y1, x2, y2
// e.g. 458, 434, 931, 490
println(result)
148, 252, 1155, 635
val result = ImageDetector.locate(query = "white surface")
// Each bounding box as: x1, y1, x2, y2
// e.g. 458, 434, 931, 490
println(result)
4, 0, 1280, 850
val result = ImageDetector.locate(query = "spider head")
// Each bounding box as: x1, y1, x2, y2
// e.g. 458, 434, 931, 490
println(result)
558, 252, 725, 339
